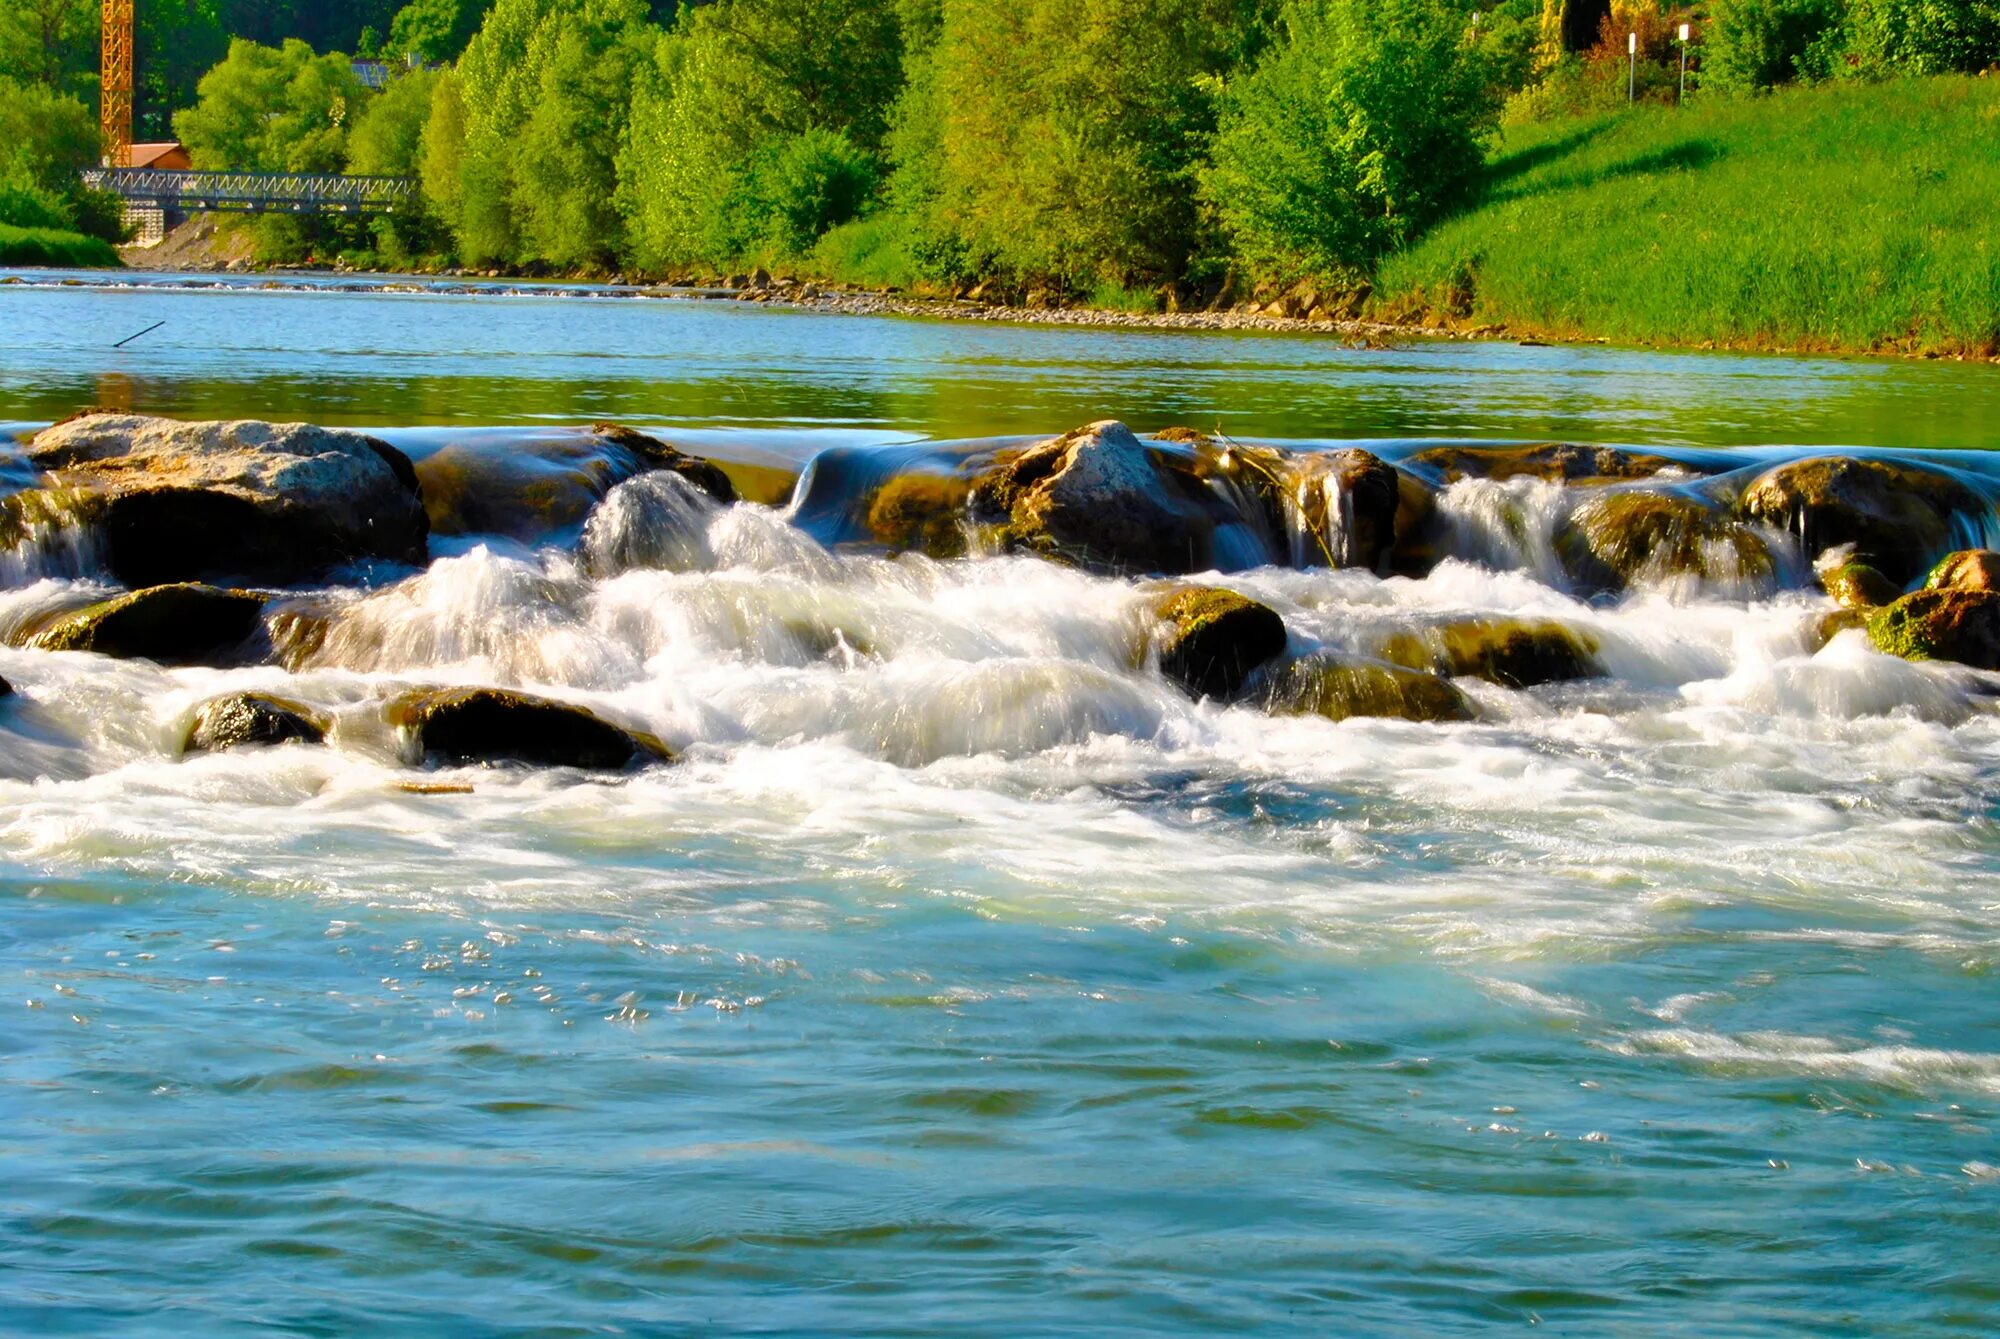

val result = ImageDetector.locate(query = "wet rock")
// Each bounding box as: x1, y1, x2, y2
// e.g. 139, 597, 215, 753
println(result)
1379, 617, 1601, 688
865, 472, 975, 559
971, 420, 1227, 574
1866, 589, 2000, 670
1263, 449, 1399, 571
1925, 549, 2000, 595
590, 425, 736, 505
1150, 587, 1288, 701
1555, 490, 1773, 593
183, 693, 328, 754
16, 584, 267, 666
389, 687, 672, 770
1388, 470, 1443, 576
1736, 455, 1985, 585
1407, 443, 1692, 485
580, 470, 724, 576
1809, 607, 1868, 652
1818, 554, 1901, 610
1260, 655, 1475, 724
26, 413, 428, 585
0, 673, 11, 697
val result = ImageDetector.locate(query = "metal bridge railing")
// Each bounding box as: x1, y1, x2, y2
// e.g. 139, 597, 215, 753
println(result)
81, 168, 418, 216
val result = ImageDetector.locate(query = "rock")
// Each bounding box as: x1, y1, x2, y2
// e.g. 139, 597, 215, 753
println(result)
26, 413, 428, 585
1407, 443, 1692, 485
1150, 587, 1288, 701
1267, 449, 1399, 571
1925, 549, 2000, 595
590, 424, 736, 504
1819, 556, 1900, 609
1866, 589, 2000, 669
1379, 617, 1601, 688
1809, 607, 1868, 652
865, 472, 975, 559
0, 673, 11, 697
183, 693, 328, 754
971, 420, 1227, 574
1555, 490, 1773, 593
1260, 655, 1475, 723
1388, 470, 1443, 577
1736, 455, 1985, 585
389, 687, 672, 770
17, 584, 267, 666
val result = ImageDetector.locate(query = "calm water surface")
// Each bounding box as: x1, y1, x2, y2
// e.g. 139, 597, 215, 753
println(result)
1, 274, 1998, 1337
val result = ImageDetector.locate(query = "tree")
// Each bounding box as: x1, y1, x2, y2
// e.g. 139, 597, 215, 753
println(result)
1204, 0, 1498, 281
173, 38, 369, 172
136, 1, 229, 142
387, 0, 497, 61
349, 68, 452, 258
0, 0, 96, 95
0, 75, 126, 241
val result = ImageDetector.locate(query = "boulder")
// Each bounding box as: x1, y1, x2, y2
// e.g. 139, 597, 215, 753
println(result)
16, 584, 267, 666
183, 693, 329, 754
0, 673, 11, 698
590, 425, 736, 505
865, 472, 975, 559
1925, 549, 2000, 595
26, 413, 429, 585
1736, 455, 1985, 585
1261, 655, 1475, 724
1866, 590, 2000, 670
1264, 449, 1399, 571
389, 687, 672, 770
1555, 490, 1773, 593
970, 421, 1227, 574
1406, 443, 1692, 485
1150, 587, 1288, 701
1379, 617, 1601, 688
1388, 470, 1443, 576
1818, 555, 1900, 610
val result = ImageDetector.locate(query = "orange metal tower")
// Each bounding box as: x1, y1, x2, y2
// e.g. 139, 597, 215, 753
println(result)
101, 0, 134, 167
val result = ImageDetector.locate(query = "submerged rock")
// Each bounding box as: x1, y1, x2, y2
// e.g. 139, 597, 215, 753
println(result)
1555, 490, 1773, 593
183, 693, 329, 754
26, 413, 428, 585
389, 687, 672, 770
1736, 455, 1984, 585
971, 420, 1226, 574
16, 583, 268, 666
1818, 553, 1901, 609
1260, 655, 1475, 723
1150, 587, 1288, 701
1407, 443, 1691, 485
865, 472, 975, 559
1379, 617, 1601, 688
1866, 589, 2000, 670
580, 469, 724, 575
1925, 549, 2000, 595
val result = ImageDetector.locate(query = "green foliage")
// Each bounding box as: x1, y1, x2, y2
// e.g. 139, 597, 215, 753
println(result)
349, 69, 453, 260
903, 0, 1268, 292
0, 221, 121, 267
1374, 77, 2000, 355
0, 75, 98, 191
1205, 0, 1499, 280
0, 0, 96, 96
0, 180, 72, 232
618, 0, 905, 269
806, 212, 919, 287
388, 0, 497, 60
173, 38, 369, 172
1839, 0, 2000, 74
1705, 0, 1848, 89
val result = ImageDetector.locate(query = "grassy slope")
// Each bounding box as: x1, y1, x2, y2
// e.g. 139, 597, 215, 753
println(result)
1374, 77, 2000, 356
0, 224, 121, 269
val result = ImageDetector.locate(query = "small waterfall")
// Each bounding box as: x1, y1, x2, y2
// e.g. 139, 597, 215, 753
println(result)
580, 470, 723, 577
0, 491, 106, 586
1200, 466, 1282, 571
1432, 477, 1570, 583
1279, 470, 1355, 569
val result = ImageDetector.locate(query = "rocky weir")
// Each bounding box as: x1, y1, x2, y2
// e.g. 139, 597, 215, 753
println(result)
4, 410, 2000, 781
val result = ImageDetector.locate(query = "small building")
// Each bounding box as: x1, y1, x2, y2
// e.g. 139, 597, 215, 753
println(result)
126, 142, 192, 171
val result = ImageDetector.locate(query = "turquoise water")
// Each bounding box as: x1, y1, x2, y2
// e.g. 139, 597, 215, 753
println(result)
2, 275, 1999, 1336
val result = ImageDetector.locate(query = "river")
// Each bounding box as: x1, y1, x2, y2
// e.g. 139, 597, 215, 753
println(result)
2, 271, 1997, 1337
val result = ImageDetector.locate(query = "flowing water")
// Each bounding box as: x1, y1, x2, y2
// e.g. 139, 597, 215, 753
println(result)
3, 273, 1999, 1336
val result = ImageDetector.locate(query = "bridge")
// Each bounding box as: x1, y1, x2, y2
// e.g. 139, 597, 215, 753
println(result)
82, 169, 418, 217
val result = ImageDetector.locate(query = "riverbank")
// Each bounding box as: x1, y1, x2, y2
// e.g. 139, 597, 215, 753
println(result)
0, 224, 120, 269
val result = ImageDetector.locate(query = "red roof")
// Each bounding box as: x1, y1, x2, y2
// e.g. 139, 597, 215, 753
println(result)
126, 143, 192, 170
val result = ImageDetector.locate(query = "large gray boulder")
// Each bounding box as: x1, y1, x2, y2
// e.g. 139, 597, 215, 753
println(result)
25, 413, 429, 585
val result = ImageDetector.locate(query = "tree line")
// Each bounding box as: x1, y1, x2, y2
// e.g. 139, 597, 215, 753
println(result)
4, 0, 1996, 295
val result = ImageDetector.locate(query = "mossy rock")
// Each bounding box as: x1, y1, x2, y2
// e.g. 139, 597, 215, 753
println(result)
1736, 455, 1984, 585
1151, 586, 1287, 701
388, 687, 673, 771
1809, 607, 1869, 652
1261, 655, 1475, 723
865, 472, 973, 558
1406, 443, 1691, 485
1821, 559, 1900, 610
18, 583, 268, 666
589, 424, 737, 504
1555, 490, 1774, 594
1379, 617, 1601, 688
183, 693, 329, 754
1924, 549, 2000, 595
1865, 589, 2000, 670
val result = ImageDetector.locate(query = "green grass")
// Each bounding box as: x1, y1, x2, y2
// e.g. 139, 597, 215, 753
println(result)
805, 214, 923, 290
1375, 77, 2000, 356
0, 223, 121, 269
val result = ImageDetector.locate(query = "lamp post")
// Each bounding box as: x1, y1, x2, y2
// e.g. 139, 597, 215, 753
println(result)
1628, 31, 1637, 104
1678, 23, 1691, 104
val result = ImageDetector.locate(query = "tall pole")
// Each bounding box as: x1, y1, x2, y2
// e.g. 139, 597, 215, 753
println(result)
101, 0, 134, 168
1628, 31, 1637, 103
1678, 23, 1691, 104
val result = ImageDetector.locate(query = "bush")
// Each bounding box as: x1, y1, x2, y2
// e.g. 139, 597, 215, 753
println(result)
740, 128, 878, 254
1204, 0, 1499, 280
0, 179, 72, 231
1840, 0, 2000, 74
68, 186, 133, 244
1705, 0, 1848, 88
